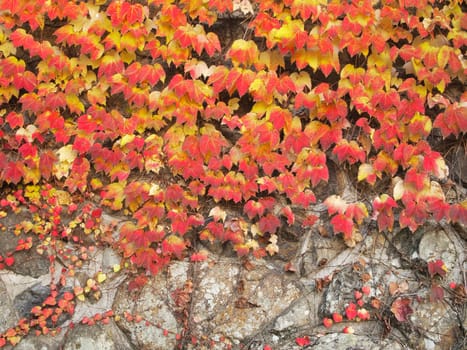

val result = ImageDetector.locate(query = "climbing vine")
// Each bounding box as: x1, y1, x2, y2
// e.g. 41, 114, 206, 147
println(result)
0, 0, 465, 347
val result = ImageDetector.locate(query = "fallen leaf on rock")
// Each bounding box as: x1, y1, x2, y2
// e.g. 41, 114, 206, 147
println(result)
295, 336, 311, 346
391, 297, 413, 322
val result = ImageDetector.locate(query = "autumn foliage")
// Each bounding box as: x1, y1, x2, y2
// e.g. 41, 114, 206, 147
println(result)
1, 0, 466, 270
0, 0, 466, 344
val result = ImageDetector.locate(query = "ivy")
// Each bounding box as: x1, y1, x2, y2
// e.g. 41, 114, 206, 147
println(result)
0, 0, 465, 346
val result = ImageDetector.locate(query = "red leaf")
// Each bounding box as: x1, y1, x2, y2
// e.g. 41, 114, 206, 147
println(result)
295, 336, 310, 347
330, 214, 353, 239
357, 308, 370, 320
323, 317, 333, 328
244, 200, 265, 219
3, 161, 24, 184
6, 112, 24, 129
373, 194, 398, 232
391, 298, 413, 322
162, 235, 186, 259
281, 206, 295, 225
4, 256, 15, 267
190, 250, 208, 262
128, 274, 149, 291
345, 302, 357, 320
427, 259, 447, 278
332, 312, 343, 323
430, 284, 444, 302
302, 214, 318, 227
333, 140, 365, 165
258, 213, 281, 234
39, 150, 57, 180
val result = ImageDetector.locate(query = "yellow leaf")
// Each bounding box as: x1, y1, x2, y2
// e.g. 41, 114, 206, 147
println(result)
258, 50, 285, 71
208, 206, 227, 222
90, 178, 103, 190
358, 163, 376, 184
290, 71, 311, 91
55, 190, 72, 205
66, 94, 84, 114
293, 49, 319, 71
392, 177, 405, 201
96, 272, 107, 283
57, 145, 77, 163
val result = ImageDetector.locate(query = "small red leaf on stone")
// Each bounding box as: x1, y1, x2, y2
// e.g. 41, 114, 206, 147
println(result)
4, 256, 15, 267
391, 298, 413, 322
323, 317, 333, 328
295, 336, 311, 347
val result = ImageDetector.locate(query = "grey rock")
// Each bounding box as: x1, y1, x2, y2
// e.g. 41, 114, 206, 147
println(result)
311, 333, 404, 350
191, 259, 302, 346
0, 209, 49, 278
112, 262, 189, 350
13, 283, 50, 318
63, 319, 134, 350
4, 333, 64, 350
0, 278, 19, 333
409, 301, 463, 350
418, 225, 464, 282
13, 284, 72, 326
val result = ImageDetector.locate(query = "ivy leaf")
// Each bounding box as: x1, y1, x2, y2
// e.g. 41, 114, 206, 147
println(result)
430, 284, 444, 302
258, 213, 281, 235
373, 194, 398, 232
295, 336, 310, 347
3, 161, 24, 184
333, 140, 366, 165
244, 200, 265, 220
227, 39, 259, 67
162, 235, 186, 259
6, 111, 24, 129
427, 259, 447, 278
324, 195, 348, 215
391, 298, 413, 322
100, 181, 126, 211
330, 213, 354, 240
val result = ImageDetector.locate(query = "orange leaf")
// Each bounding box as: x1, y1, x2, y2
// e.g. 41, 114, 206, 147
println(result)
162, 235, 186, 259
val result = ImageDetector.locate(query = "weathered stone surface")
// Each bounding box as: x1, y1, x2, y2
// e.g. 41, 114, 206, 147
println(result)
273, 294, 319, 332
0, 210, 49, 277
13, 283, 50, 318
409, 301, 463, 350
191, 259, 302, 346
311, 333, 404, 350
418, 225, 464, 282
63, 319, 134, 350
0, 278, 18, 334
112, 262, 189, 350
0, 216, 464, 350
4, 333, 64, 350
320, 266, 363, 316
13, 284, 72, 326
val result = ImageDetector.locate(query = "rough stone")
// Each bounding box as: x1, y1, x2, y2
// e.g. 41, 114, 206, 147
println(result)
418, 225, 464, 282
311, 333, 404, 350
63, 319, 134, 350
0, 215, 464, 350
13, 283, 50, 318
409, 301, 463, 350
0, 215, 49, 277
112, 262, 189, 350
191, 259, 302, 346
0, 278, 19, 333
4, 333, 64, 350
